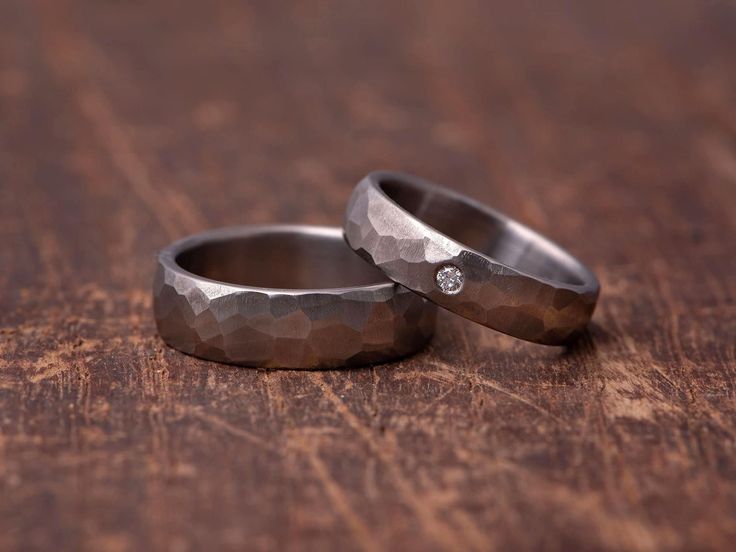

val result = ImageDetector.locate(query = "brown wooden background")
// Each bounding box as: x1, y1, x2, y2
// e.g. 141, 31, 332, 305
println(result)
1, 0, 735, 550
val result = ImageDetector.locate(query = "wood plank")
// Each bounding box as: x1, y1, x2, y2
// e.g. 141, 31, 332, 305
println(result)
1, 0, 734, 549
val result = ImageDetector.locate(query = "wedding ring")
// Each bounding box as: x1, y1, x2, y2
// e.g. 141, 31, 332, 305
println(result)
154, 225, 436, 368
343, 172, 600, 345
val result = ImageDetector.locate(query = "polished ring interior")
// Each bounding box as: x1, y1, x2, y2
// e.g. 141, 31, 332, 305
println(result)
343, 172, 600, 345
153, 225, 436, 368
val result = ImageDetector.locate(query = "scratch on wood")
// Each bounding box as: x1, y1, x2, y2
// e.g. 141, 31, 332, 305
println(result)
424, 359, 569, 426
304, 445, 379, 552
186, 406, 277, 453
313, 373, 488, 552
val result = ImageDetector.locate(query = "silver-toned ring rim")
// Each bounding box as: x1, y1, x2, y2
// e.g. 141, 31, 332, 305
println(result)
158, 224, 398, 295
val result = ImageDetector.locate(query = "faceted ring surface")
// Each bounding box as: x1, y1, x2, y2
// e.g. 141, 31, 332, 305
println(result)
343, 171, 600, 345
154, 225, 436, 368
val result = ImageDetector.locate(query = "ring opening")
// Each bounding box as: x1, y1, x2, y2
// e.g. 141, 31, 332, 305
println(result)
176, 231, 389, 289
379, 178, 585, 286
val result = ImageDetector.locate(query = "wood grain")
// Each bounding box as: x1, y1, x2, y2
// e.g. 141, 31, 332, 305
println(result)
1, 0, 735, 550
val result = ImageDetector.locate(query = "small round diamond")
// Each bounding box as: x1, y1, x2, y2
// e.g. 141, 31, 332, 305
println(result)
435, 265, 464, 295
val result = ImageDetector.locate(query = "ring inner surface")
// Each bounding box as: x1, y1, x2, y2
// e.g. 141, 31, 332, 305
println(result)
380, 179, 585, 285
176, 232, 389, 289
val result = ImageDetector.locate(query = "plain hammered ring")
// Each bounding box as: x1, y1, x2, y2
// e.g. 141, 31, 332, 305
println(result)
343, 171, 600, 345
153, 225, 436, 368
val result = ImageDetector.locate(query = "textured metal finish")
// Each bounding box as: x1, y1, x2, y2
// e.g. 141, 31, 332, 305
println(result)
343, 172, 600, 345
154, 225, 436, 368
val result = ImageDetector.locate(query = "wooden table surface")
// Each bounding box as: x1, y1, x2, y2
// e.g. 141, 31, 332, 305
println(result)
1, 0, 735, 550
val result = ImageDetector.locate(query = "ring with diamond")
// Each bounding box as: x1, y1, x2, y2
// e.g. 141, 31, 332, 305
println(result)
154, 225, 436, 368
343, 172, 600, 345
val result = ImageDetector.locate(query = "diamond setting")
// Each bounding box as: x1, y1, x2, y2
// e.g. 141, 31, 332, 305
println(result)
435, 265, 464, 295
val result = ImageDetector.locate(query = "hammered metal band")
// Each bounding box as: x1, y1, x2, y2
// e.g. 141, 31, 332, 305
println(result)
343, 172, 600, 345
153, 225, 436, 368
